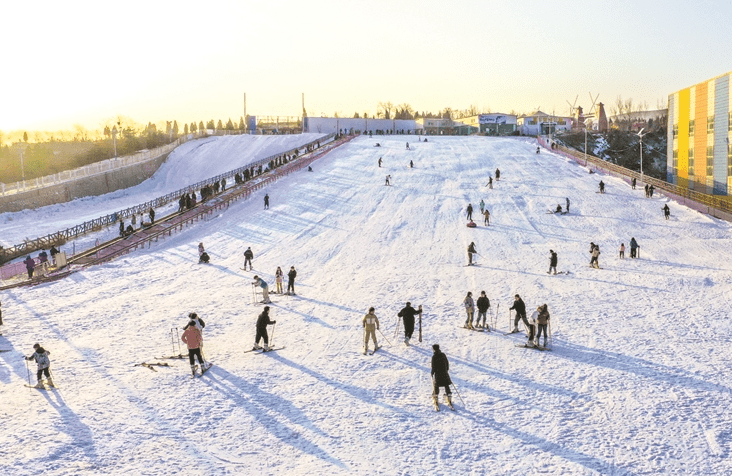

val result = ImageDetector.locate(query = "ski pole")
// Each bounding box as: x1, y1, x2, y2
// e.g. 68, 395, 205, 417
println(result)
25, 357, 31, 391
548, 319, 553, 347
176, 328, 182, 357
377, 328, 392, 346
450, 381, 466, 407
394, 314, 401, 339
270, 322, 276, 347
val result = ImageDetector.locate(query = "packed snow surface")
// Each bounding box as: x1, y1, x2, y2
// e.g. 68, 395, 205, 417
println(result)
2, 135, 732, 475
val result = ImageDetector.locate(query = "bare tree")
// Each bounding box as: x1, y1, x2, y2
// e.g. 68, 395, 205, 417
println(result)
378, 101, 394, 120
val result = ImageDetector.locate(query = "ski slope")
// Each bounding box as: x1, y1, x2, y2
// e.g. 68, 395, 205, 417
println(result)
0, 133, 327, 252
2, 135, 732, 475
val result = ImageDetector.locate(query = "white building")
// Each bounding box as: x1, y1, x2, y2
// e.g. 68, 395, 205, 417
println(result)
518, 111, 572, 136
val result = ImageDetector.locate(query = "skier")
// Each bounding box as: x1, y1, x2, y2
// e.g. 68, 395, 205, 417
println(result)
483, 209, 490, 226
536, 304, 550, 348
253, 275, 271, 304
479, 199, 485, 214
244, 247, 254, 270
599, 181, 605, 193
25, 343, 54, 388
409, 160, 413, 168
644, 184, 650, 198
632, 177, 637, 190
590, 243, 601, 268
487, 176, 493, 189
23, 255, 35, 280
181, 320, 208, 376
385, 175, 391, 186
649, 185, 655, 197
198, 243, 210, 263
149, 208, 155, 224
526, 307, 537, 346
431, 344, 453, 409
275, 267, 284, 294
363, 307, 380, 354
476, 291, 490, 330
253, 306, 276, 351
378, 157, 382, 167
495, 168, 500, 181
509, 294, 529, 332
565, 197, 570, 213
463, 292, 475, 329
630, 237, 639, 258
398, 302, 422, 345
264, 194, 270, 209
406, 142, 410, 150
619, 243, 625, 259
536, 146, 540, 154
183, 312, 205, 335
555, 204, 563, 214
548, 250, 558, 275
466, 203, 473, 221
662, 204, 670, 220
287, 266, 297, 295
467, 242, 477, 265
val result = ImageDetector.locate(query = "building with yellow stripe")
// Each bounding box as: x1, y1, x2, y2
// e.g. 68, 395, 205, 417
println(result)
668, 71, 732, 195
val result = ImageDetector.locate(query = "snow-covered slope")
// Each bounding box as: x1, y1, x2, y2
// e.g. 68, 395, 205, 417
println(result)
2, 135, 732, 475
0, 133, 326, 250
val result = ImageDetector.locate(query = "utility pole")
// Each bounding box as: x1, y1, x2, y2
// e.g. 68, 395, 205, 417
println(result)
637, 128, 647, 180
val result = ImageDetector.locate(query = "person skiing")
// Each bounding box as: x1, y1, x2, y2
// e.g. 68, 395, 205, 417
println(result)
264, 194, 270, 209
409, 160, 413, 168
536, 146, 541, 154
181, 320, 208, 375
536, 304, 550, 348
565, 197, 570, 213
483, 209, 490, 226
398, 302, 422, 345
467, 242, 477, 265
253, 275, 271, 303
198, 243, 210, 263
463, 292, 475, 329
599, 181, 605, 193
25, 343, 53, 388
476, 291, 490, 330
479, 199, 485, 214
630, 237, 639, 258
466, 203, 473, 221
548, 250, 558, 275
632, 177, 637, 190
378, 157, 382, 167
644, 184, 649, 198
363, 307, 380, 354
662, 204, 670, 220
431, 344, 453, 409
509, 294, 529, 333
487, 176, 493, 189
619, 243, 625, 259
275, 267, 284, 294
253, 306, 276, 351
385, 175, 391, 186
495, 168, 500, 181
406, 142, 410, 150
649, 185, 655, 197
23, 255, 35, 280
590, 243, 601, 268
526, 307, 537, 346
286, 266, 297, 295
243, 247, 254, 270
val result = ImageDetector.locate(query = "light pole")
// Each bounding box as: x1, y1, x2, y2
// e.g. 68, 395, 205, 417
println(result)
112, 125, 118, 158
637, 128, 647, 181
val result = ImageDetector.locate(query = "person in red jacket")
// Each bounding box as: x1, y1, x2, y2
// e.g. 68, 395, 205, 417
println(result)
181, 321, 209, 376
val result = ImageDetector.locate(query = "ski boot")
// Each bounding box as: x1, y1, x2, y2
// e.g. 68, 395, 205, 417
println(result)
445, 394, 455, 410
432, 394, 439, 411
262, 344, 270, 352
34, 381, 45, 389
46, 377, 56, 388
191, 365, 198, 377
363, 347, 368, 355
252, 344, 262, 351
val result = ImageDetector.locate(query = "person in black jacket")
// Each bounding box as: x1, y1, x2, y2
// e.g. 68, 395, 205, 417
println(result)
509, 294, 529, 332
253, 306, 276, 351
431, 344, 452, 407
476, 291, 491, 330
548, 250, 558, 275
287, 266, 297, 295
244, 247, 254, 271
466, 203, 473, 221
397, 302, 422, 344
149, 208, 155, 224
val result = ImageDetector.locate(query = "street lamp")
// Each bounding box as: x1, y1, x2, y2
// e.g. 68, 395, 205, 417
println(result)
637, 127, 647, 181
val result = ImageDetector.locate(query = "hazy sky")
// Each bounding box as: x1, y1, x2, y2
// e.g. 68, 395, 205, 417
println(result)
3, 0, 732, 133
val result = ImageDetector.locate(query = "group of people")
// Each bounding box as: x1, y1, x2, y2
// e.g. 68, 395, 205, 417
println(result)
618, 237, 640, 259
252, 266, 297, 304
462, 291, 491, 330
178, 192, 198, 212
509, 294, 551, 348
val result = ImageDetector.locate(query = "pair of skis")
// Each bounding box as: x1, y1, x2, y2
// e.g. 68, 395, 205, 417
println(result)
191, 363, 213, 378
433, 396, 455, 412
364, 345, 381, 356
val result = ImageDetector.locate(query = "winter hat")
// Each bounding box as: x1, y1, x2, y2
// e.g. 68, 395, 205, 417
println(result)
550, 249, 554, 253
253, 275, 259, 279
33, 343, 40, 349
189, 312, 198, 319
263, 306, 270, 312
406, 302, 411, 307
432, 344, 440, 351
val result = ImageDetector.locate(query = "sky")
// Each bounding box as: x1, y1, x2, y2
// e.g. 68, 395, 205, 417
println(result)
2, 0, 732, 133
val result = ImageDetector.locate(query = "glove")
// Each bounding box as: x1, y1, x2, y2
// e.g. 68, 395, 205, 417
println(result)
272, 321, 277, 324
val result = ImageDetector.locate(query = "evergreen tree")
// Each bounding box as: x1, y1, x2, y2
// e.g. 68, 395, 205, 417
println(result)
239, 117, 245, 130
191, 122, 197, 133
216, 119, 224, 130
184, 123, 189, 135
206, 120, 215, 130
173, 120, 179, 136
199, 121, 205, 131
226, 118, 234, 130
23, 131, 28, 142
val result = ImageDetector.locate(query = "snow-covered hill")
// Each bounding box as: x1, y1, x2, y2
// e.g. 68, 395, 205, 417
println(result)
2, 135, 732, 475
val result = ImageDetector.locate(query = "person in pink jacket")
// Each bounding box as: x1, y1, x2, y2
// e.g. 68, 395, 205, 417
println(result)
181, 321, 209, 376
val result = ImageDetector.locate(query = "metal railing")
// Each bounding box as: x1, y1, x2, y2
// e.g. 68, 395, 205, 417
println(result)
0, 133, 335, 265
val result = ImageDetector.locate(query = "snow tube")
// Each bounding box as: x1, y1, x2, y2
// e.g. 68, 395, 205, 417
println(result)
467, 221, 477, 228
